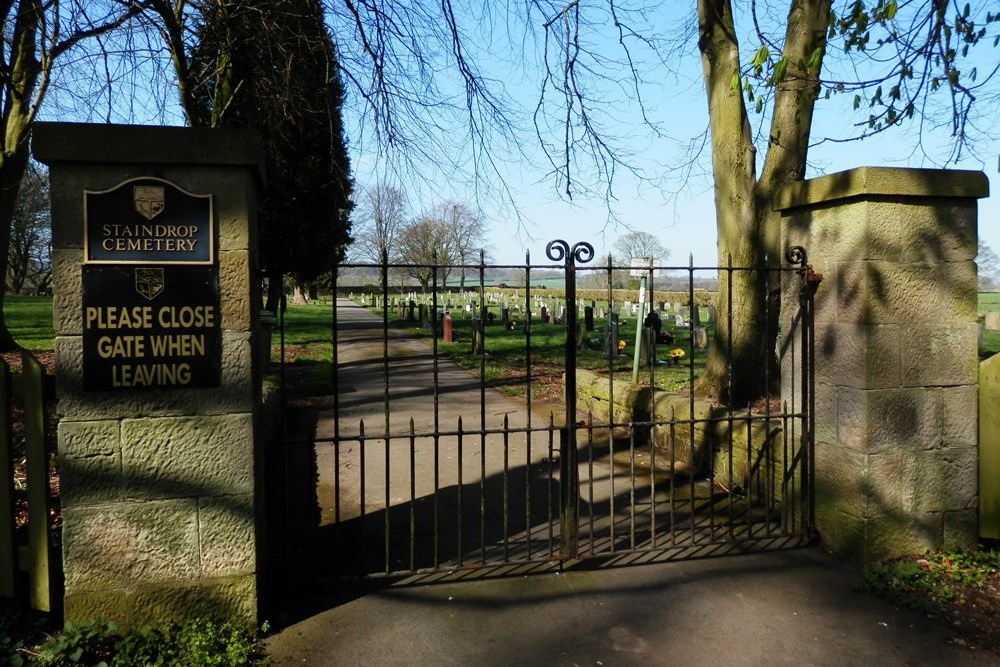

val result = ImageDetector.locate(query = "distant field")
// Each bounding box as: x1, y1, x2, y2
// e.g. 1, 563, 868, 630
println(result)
981, 292, 1000, 312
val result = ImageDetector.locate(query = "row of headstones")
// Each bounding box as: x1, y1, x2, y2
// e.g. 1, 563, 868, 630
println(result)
352, 292, 717, 327
350, 293, 713, 359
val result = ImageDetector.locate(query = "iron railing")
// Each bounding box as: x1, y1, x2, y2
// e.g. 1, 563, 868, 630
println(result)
273, 244, 818, 582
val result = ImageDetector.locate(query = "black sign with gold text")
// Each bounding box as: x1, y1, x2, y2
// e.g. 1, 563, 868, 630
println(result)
84, 177, 213, 264
82, 265, 221, 390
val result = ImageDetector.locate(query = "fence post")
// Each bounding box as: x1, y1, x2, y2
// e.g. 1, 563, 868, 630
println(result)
546, 240, 594, 559
15, 352, 51, 612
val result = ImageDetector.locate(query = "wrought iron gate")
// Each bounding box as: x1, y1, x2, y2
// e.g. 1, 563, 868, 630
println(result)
273, 243, 819, 583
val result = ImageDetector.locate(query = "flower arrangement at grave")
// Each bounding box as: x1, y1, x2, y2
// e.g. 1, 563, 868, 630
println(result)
669, 348, 685, 365
618, 339, 626, 351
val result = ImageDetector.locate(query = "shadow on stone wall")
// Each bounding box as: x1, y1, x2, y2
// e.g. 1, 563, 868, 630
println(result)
780, 167, 984, 562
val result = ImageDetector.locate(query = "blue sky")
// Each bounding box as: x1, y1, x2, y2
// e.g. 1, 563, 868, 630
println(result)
342, 3, 1000, 270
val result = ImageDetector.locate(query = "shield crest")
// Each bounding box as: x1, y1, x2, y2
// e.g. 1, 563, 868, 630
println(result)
135, 268, 165, 301
134, 185, 165, 220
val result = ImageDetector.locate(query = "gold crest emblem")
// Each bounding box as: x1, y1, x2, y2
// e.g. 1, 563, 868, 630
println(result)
134, 185, 165, 220
135, 268, 165, 301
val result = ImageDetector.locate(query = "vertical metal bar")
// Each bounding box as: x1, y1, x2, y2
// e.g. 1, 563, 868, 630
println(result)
744, 410, 752, 538
358, 420, 367, 576
605, 253, 616, 554
587, 412, 595, 555
688, 254, 698, 544
558, 426, 578, 560
431, 253, 441, 567
782, 407, 791, 533
525, 410, 533, 559
649, 404, 657, 549
479, 251, 488, 563
480, 424, 487, 564
409, 418, 416, 572
628, 424, 636, 550
331, 264, 342, 553
380, 251, 392, 573
503, 414, 510, 562
668, 405, 676, 546
547, 414, 555, 554
523, 250, 534, 557
384, 432, 391, 574
525, 249, 533, 419
605, 252, 614, 425
647, 266, 658, 550
546, 240, 593, 559
762, 258, 772, 537
457, 416, 464, 566
806, 263, 817, 532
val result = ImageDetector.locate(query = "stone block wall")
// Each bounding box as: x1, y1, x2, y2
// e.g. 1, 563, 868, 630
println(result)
777, 166, 988, 563
34, 123, 263, 627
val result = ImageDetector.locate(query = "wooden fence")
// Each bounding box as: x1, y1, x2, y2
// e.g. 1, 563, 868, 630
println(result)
0, 352, 55, 612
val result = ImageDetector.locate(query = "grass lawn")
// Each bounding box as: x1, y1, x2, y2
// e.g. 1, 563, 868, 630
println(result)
272, 299, 711, 402
979, 292, 1000, 311
4, 295, 54, 351
372, 299, 709, 396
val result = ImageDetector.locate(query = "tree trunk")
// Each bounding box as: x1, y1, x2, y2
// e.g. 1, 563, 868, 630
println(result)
291, 283, 309, 305
695, 0, 765, 405
695, 0, 830, 405
0, 154, 28, 350
0, 2, 44, 351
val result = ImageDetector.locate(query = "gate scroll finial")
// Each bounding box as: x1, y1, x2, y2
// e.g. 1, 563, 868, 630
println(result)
546, 240, 595, 266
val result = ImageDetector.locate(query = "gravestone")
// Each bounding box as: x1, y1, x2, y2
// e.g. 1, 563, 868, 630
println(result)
442, 315, 454, 343
604, 315, 621, 358
693, 326, 708, 350
576, 322, 588, 350
584, 305, 595, 331
471, 317, 484, 354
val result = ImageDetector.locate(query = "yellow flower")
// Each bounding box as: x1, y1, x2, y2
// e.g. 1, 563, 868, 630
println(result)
670, 348, 685, 359
618, 339, 626, 350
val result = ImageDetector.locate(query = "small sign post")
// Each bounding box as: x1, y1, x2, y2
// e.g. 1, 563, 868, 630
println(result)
632, 276, 646, 382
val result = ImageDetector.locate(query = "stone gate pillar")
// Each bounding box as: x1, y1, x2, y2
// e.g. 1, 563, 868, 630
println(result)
778, 166, 988, 563
34, 123, 263, 626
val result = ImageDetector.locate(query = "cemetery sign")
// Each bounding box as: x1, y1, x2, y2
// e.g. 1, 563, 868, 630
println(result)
81, 178, 220, 390
84, 177, 213, 264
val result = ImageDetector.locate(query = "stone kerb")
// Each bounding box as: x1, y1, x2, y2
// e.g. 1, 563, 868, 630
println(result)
34, 123, 263, 627
777, 166, 988, 563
